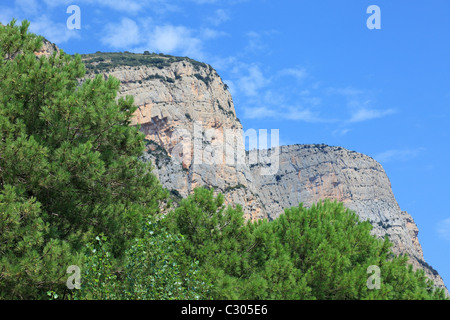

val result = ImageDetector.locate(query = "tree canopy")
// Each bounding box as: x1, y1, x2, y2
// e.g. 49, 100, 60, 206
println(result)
164, 188, 447, 300
0, 19, 168, 299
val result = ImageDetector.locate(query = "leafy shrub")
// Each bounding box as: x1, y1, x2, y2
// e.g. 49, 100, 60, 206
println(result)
73, 220, 211, 300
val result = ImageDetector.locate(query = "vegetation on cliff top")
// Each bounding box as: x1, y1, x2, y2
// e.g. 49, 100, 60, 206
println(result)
81, 51, 209, 74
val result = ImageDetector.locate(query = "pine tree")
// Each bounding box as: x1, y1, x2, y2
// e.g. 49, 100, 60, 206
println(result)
163, 187, 253, 299
256, 200, 447, 299
0, 19, 168, 299
167, 188, 447, 300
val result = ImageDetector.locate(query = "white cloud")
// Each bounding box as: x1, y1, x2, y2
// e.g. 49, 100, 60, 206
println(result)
101, 18, 141, 48
243, 106, 277, 119
437, 218, 450, 241
99, 18, 206, 59
332, 128, 351, 136
243, 104, 330, 123
208, 55, 237, 71
261, 90, 286, 106
43, 0, 152, 14
188, 0, 249, 4
41, 0, 181, 16
278, 67, 307, 81
243, 30, 278, 54
207, 9, 230, 26
326, 86, 396, 123
148, 25, 204, 59
374, 147, 425, 163
348, 108, 396, 123
188, 0, 219, 3
0, 2, 80, 44
222, 79, 236, 96
238, 65, 270, 96
28, 15, 80, 44
301, 96, 321, 106
42, 0, 74, 7
284, 107, 320, 121
327, 87, 365, 96
98, 0, 143, 13
228, 63, 335, 123
15, 0, 40, 16
200, 28, 228, 40
243, 30, 277, 54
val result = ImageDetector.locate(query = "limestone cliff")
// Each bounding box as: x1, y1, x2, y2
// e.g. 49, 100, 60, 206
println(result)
82, 52, 267, 221
80, 52, 447, 294
34, 37, 59, 58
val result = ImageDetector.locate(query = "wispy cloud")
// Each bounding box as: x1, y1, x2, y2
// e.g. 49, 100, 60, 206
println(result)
332, 128, 351, 136
327, 86, 365, 96
243, 104, 333, 123
373, 147, 425, 163
206, 9, 230, 26
348, 108, 396, 123
243, 106, 277, 119
200, 28, 228, 40
285, 107, 326, 122
100, 18, 209, 60
244, 31, 266, 54
89, 0, 144, 13
437, 218, 450, 241
30, 15, 81, 44
237, 64, 270, 96
224, 64, 395, 125
147, 25, 204, 58
188, 0, 249, 5
101, 17, 141, 48
327, 86, 396, 123
225, 62, 335, 123
0, 2, 80, 44
43, 0, 176, 15
277, 67, 308, 82
244, 30, 277, 54
15, 0, 40, 16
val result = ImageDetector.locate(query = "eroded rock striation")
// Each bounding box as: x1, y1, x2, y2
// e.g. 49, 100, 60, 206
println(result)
80, 52, 447, 293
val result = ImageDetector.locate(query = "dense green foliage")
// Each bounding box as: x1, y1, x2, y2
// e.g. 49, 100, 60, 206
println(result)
164, 188, 448, 300
73, 222, 211, 300
0, 20, 447, 300
0, 19, 169, 299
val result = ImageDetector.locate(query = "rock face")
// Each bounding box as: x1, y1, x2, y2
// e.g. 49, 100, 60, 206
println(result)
81, 52, 448, 294
34, 38, 59, 58
82, 53, 268, 221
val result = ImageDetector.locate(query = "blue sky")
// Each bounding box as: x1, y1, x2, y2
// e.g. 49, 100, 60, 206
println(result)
1, 0, 449, 289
